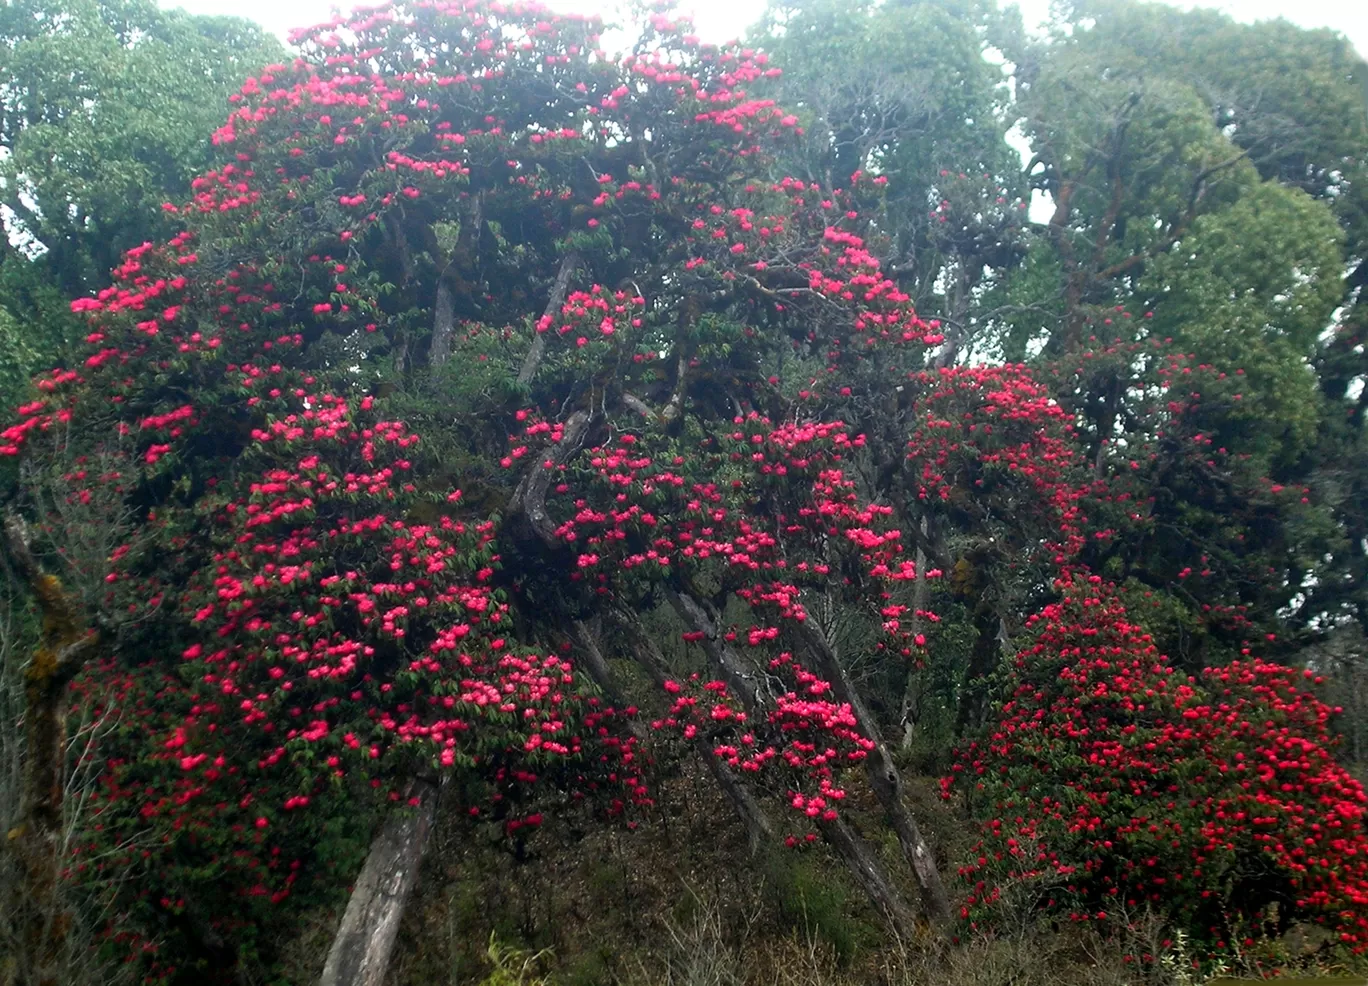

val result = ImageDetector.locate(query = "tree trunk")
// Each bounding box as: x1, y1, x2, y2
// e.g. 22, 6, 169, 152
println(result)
899, 518, 931, 752
792, 619, 952, 925
666, 588, 923, 933
955, 606, 1006, 736
598, 611, 776, 854
427, 280, 456, 377
4, 516, 99, 986
318, 777, 442, 986
516, 251, 581, 388
664, 589, 763, 708
815, 814, 918, 939
509, 410, 590, 545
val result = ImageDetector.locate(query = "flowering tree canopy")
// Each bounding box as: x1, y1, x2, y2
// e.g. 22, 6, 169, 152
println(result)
951, 578, 1368, 956
3, 0, 1368, 982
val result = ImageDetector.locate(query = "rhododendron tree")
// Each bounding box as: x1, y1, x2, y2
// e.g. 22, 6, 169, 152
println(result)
6, 0, 1368, 981
949, 577, 1368, 962
1042, 341, 1339, 667
0, 0, 966, 977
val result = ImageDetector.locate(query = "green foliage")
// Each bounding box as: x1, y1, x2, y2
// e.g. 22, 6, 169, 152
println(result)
1145, 184, 1344, 352
751, 0, 1027, 321
760, 851, 874, 963
0, 0, 283, 283
479, 935, 553, 986
0, 306, 39, 408
0, 0, 283, 414
754, 0, 1011, 179
1139, 182, 1343, 461
995, 0, 1358, 408
1063, 0, 1368, 242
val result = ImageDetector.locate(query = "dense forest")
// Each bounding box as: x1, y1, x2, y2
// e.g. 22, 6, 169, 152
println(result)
1, 0, 1367, 984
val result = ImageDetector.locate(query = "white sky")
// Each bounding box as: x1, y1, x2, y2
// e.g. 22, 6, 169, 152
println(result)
161, 0, 1367, 58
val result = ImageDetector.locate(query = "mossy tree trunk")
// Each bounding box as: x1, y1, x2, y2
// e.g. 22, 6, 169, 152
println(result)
3, 516, 99, 986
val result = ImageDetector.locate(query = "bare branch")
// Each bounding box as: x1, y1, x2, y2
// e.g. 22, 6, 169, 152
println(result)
516, 251, 582, 388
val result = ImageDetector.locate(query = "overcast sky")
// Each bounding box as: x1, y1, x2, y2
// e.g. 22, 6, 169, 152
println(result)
162, 0, 1367, 58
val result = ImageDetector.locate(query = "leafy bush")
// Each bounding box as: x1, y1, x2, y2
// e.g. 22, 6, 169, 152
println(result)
950, 577, 1368, 958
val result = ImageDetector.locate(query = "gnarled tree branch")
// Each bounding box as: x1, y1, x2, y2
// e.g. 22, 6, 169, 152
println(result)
508, 409, 591, 545
666, 585, 921, 934
790, 617, 951, 925
604, 609, 776, 854
516, 251, 582, 389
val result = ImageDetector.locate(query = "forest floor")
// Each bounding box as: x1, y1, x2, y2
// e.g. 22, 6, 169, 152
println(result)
274, 754, 1366, 986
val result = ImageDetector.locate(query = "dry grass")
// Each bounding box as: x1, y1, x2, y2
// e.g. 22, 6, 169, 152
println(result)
369, 758, 1207, 986
289, 745, 1368, 986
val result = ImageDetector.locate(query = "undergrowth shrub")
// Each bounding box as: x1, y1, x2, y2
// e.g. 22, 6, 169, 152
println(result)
950, 577, 1368, 964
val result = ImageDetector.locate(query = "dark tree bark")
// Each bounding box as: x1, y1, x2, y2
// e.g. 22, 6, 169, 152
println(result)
427, 279, 457, 376
508, 409, 590, 545
791, 618, 951, 925
666, 587, 926, 934
3, 516, 99, 986
815, 814, 918, 939
516, 251, 582, 388
899, 519, 932, 752
599, 611, 777, 854
955, 605, 1007, 736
